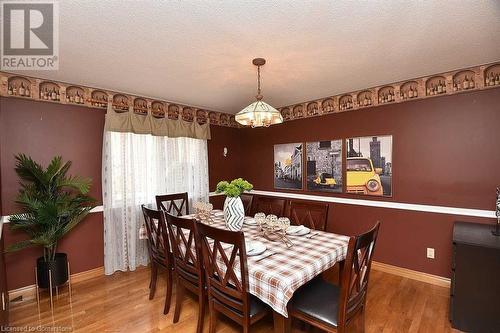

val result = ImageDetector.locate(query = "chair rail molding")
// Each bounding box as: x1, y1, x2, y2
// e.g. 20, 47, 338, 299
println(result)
209, 190, 496, 219
1, 190, 495, 223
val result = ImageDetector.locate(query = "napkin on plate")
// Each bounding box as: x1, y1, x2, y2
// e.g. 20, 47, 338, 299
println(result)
244, 217, 258, 225
245, 240, 255, 253
286, 225, 307, 235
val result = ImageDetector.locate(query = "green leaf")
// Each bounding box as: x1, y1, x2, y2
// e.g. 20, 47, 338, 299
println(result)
230, 178, 253, 192
8, 213, 39, 232
5, 239, 35, 253
57, 175, 92, 194
60, 207, 93, 237
15, 154, 43, 178
216, 178, 252, 197
8, 154, 97, 254
223, 183, 241, 197
215, 181, 229, 194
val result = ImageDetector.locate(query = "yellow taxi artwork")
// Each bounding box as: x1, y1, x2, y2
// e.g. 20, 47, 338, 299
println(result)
346, 157, 383, 195
313, 172, 337, 188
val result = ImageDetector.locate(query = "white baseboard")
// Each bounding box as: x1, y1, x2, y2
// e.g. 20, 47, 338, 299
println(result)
8, 260, 449, 306
372, 261, 450, 288
8, 266, 104, 302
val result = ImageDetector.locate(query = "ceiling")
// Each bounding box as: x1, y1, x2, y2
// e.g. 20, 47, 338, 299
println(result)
15, 1, 500, 114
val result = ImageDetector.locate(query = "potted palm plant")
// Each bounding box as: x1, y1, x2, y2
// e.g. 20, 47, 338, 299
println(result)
215, 178, 253, 231
6, 154, 96, 289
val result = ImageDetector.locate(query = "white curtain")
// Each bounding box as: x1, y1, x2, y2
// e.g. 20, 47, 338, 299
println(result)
102, 131, 209, 275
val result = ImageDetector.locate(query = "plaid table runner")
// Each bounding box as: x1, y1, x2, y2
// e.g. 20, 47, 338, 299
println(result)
184, 210, 349, 317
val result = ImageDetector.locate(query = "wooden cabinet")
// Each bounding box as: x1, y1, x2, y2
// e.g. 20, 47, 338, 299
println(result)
450, 222, 500, 332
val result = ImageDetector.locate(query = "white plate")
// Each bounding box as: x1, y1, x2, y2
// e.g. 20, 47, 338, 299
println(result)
244, 217, 258, 225
245, 240, 266, 256
286, 225, 311, 236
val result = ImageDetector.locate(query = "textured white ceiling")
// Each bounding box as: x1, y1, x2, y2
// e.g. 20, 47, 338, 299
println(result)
15, 0, 500, 113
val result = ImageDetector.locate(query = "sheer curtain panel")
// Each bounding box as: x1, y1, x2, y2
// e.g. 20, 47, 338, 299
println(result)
102, 131, 209, 275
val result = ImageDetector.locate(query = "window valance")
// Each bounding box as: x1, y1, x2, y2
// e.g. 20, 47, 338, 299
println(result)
104, 105, 211, 140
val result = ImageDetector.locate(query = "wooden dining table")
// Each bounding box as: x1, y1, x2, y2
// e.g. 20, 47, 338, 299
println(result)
184, 210, 350, 333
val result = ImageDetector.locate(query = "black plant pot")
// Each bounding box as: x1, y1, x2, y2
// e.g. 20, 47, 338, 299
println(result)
36, 253, 69, 289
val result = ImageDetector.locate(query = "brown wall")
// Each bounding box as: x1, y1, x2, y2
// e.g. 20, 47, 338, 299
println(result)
3, 214, 103, 290
0, 97, 242, 290
1, 88, 499, 289
237, 89, 500, 277
207, 125, 243, 190
0, 97, 105, 289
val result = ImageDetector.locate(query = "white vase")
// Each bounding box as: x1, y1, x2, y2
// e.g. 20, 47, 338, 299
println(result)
223, 196, 245, 231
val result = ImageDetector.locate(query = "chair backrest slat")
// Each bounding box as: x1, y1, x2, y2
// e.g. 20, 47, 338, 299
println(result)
195, 222, 250, 317
156, 192, 189, 216
240, 194, 253, 216
287, 201, 329, 231
141, 205, 171, 265
251, 196, 286, 216
338, 222, 380, 326
165, 213, 202, 281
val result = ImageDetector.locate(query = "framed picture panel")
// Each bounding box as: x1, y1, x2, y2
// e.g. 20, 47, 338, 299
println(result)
346, 135, 392, 197
306, 140, 342, 193
274, 143, 303, 190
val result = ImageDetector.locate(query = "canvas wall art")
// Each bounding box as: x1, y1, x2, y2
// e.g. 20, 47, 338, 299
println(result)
306, 140, 342, 193
346, 135, 392, 196
274, 143, 303, 190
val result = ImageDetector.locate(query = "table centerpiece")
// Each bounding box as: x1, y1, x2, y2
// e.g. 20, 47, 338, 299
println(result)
215, 178, 253, 231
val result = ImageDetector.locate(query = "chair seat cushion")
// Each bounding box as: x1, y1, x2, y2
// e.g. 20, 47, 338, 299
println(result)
289, 277, 340, 327
249, 295, 268, 317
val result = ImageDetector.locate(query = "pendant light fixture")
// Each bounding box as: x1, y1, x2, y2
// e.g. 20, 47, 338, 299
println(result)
235, 58, 283, 127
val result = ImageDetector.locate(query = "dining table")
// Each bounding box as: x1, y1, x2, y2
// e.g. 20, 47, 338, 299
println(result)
184, 209, 350, 333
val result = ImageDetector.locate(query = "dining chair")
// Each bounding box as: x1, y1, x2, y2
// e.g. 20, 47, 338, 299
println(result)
156, 192, 189, 216
141, 205, 174, 314
288, 222, 381, 333
195, 223, 270, 333
250, 195, 286, 216
240, 193, 253, 216
165, 213, 205, 333
286, 201, 330, 231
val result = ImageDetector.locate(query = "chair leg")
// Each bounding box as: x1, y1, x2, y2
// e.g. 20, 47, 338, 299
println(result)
196, 288, 205, 333
360, 306, 366, 333
149, 263, 158, 300
208, 300, 218, 333
173, 279, 184, 323
163, 268, 173, 314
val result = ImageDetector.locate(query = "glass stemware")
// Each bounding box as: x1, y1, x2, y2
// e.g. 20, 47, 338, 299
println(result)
277, 217, 290, 231
194, 201, 214, 224
254, 212, 266, 227
266, 214, 278, 228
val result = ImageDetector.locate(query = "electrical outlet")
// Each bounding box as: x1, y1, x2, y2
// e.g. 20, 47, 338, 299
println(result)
426, 248, 435, 259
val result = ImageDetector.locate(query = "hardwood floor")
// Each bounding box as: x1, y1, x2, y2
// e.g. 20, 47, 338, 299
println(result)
8, 266, 460, 332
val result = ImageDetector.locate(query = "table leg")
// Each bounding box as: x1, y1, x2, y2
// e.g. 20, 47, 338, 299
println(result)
338, 259, 345, 285
273, 311, 291, 333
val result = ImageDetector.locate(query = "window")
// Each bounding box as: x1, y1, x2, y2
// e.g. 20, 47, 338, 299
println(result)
319, 141, 331, 149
